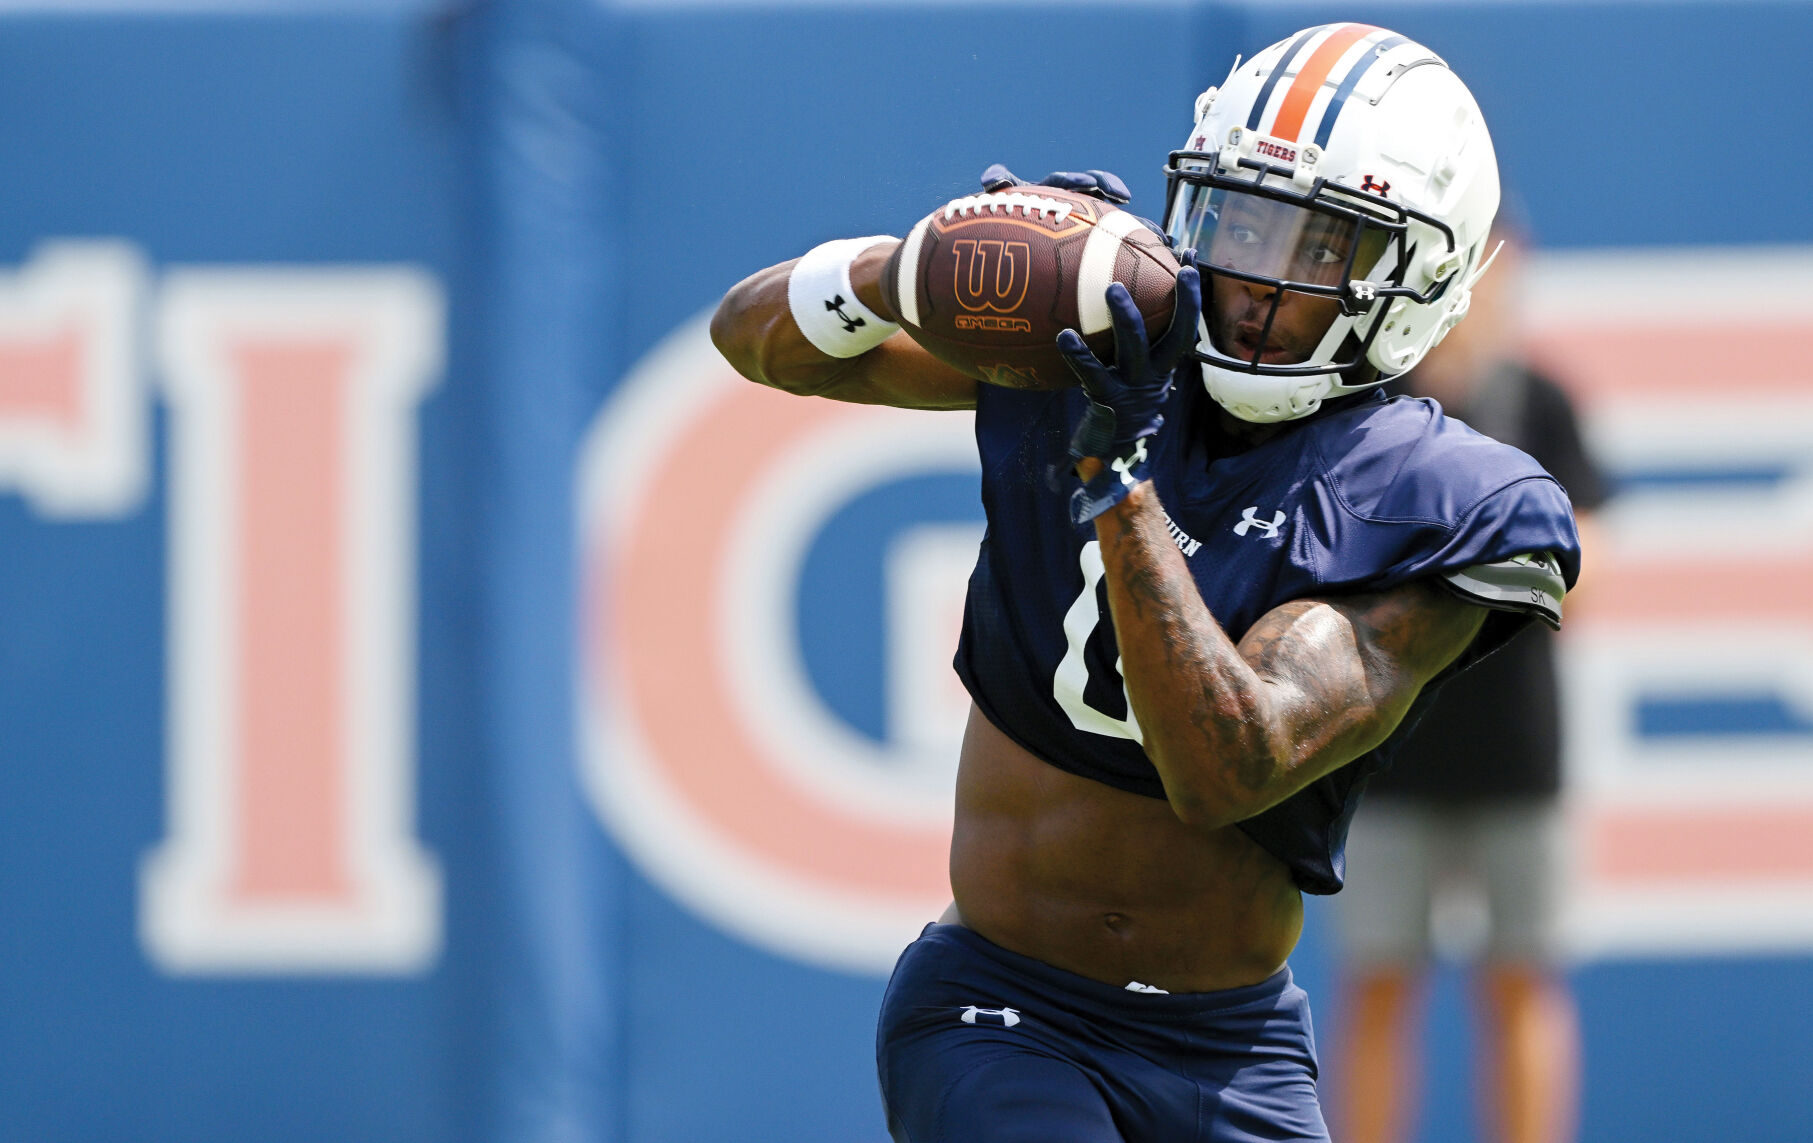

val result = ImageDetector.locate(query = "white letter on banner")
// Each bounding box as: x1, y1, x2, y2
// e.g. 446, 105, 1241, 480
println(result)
0, 242, 148, 518
141, 268, 444, 974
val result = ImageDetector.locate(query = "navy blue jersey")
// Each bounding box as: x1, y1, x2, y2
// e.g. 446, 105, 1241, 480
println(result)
953, 380, 1581, 894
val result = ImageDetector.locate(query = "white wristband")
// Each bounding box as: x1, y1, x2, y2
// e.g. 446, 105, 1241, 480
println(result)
787, 236, 901, 358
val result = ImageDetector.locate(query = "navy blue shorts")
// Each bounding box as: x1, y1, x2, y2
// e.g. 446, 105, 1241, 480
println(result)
876, 924, 1328, 1143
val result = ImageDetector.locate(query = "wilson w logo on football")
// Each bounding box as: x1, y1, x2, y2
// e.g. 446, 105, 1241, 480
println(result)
950, 239, 1031, 313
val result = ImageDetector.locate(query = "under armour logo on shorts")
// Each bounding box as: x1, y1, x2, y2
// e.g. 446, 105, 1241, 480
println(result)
959, 1005, 1021, 1027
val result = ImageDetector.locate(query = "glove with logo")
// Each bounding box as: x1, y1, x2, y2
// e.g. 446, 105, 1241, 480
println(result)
979, 165, 1168, 242
979, 163, 1132, 203
1060, 265, 1202, 524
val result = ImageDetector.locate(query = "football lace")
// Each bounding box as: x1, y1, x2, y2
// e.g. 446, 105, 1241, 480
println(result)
941, 193, 1076, 224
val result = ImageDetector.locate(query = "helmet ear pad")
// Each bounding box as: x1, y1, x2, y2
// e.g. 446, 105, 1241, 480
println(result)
1361, 245, 1482, 379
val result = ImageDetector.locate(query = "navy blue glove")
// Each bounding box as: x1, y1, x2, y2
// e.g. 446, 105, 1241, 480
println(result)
980, 163, 1131, 204
978, 165, 1168, 240
1060, 266, 1202, 523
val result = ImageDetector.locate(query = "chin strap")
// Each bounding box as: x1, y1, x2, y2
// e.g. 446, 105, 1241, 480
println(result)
1470, 239, 1506, 287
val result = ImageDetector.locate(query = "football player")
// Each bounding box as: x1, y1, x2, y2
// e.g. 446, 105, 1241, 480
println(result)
712, 23, 1580, 1143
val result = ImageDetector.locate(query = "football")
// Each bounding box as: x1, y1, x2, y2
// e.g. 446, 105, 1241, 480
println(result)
880, 186, 1182, 390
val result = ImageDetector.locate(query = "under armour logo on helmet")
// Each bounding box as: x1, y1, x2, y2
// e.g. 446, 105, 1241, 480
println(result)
1234, 506, 1286, 539
824, 294, 865, 334
1360, 175, 1391, 196
959, 1005, 1021, 1027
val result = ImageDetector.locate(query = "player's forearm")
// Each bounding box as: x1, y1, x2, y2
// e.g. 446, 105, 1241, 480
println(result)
711, 245, 975, 409
1094, 482, 1293, 829
711, 257, 853, 394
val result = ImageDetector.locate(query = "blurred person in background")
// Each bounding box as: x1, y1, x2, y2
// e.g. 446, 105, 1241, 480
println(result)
1332, 215, 1609, 1143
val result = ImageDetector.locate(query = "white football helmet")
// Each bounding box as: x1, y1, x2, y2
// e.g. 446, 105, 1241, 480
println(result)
1163, 24, 1501, 423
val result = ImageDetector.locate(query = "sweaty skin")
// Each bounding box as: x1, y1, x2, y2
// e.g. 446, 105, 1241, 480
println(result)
713, 240, 1486, 993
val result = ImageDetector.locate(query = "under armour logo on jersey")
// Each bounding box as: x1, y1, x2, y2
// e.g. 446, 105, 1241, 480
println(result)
1111, 438, 1149, 486
1234, 507, 1286, 539
824, 294, 865, 334
959, 1005, 1021, 1027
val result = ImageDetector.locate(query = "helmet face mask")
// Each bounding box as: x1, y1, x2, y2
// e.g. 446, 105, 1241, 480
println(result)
1164, 24, 1500, 423
1166, 168, 1408, 379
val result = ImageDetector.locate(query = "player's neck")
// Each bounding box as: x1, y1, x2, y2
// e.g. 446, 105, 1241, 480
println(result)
1218, 409, 1286, 447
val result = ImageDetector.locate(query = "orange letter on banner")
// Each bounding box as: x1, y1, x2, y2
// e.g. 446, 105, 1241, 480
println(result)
141, 269, 443, 974
0, 243, 147, 518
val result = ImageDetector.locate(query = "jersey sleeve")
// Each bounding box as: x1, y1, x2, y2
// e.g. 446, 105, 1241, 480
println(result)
1371, 471, 1579, 586
1309, 456, 1582, 594
1301, 398, 1582, 661
1377, 472, 1580, 666
1440, 549, 1567, 629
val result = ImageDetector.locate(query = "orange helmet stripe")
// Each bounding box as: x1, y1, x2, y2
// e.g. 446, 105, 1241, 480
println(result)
1270, 23, 1377, 143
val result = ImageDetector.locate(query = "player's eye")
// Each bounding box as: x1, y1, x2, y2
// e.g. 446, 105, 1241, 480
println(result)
1226, 223, 1262, 246
1305, 242, 1346, 265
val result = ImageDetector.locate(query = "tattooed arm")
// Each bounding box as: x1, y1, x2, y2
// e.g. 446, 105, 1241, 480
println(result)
1091, 474, 1488, 831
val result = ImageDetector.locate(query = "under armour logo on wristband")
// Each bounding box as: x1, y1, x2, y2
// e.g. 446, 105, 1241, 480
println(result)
824, 295, 865, 333
1111, 438, 1149, 486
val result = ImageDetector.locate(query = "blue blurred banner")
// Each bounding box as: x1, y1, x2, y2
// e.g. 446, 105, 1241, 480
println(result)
0, 7, 479, 1142
0, 2, 1809, 1142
